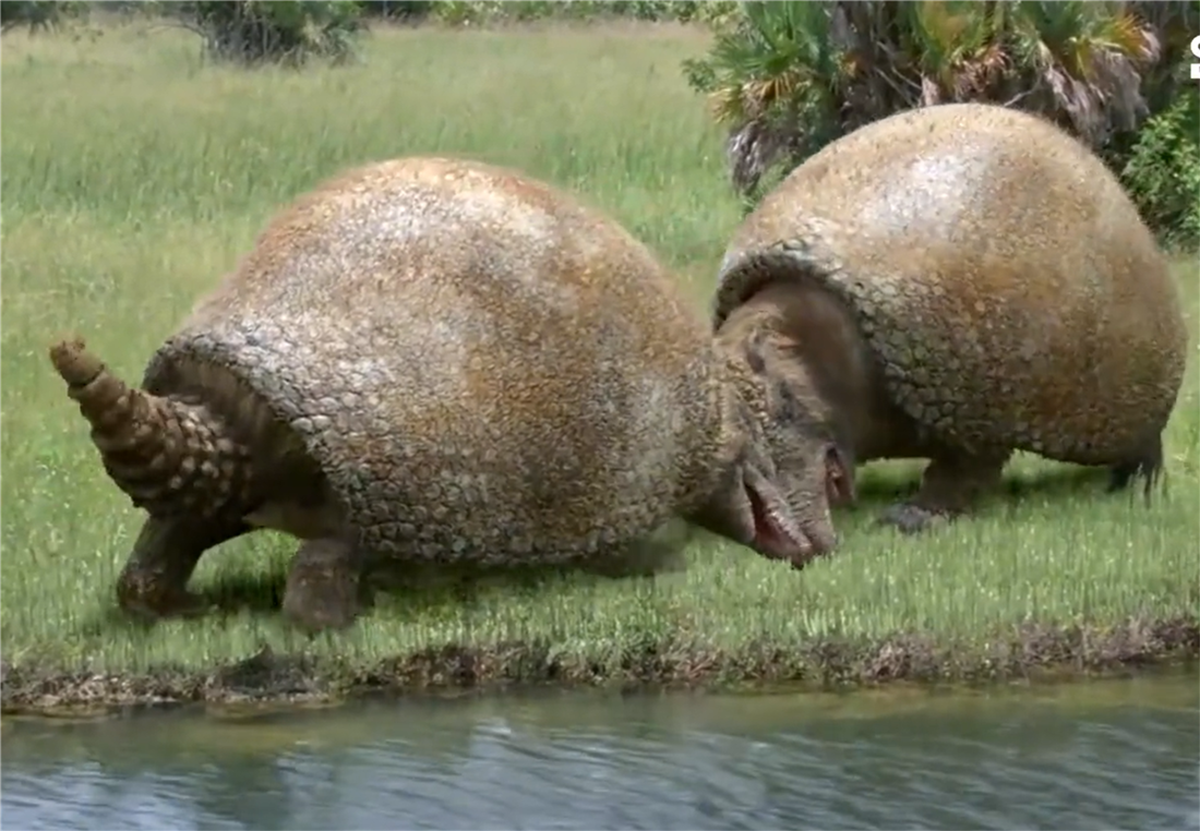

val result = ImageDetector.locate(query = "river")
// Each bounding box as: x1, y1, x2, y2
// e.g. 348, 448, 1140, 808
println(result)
3, 669, 1197, 830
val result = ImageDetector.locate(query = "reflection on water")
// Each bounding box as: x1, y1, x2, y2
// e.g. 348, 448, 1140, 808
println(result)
3, 670, 1198, 830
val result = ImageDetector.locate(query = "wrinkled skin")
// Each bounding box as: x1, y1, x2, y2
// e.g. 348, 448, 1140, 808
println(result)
687, 329, 855, 569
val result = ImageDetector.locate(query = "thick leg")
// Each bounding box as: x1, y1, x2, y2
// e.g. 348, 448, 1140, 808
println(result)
1107, 433, 1165, 503
117, 513, 251, 620
578, 536, 692, 579
281, 537, 366, 632
878, 448, 1011, 534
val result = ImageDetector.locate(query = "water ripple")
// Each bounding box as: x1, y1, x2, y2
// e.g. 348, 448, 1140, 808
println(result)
3, 680, 1198, 831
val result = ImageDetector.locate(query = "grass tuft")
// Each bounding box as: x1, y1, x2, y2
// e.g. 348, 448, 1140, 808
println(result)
2, 22, 1197, 714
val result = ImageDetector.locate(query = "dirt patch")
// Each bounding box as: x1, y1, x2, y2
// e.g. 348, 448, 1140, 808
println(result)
3, 616, 1196, 716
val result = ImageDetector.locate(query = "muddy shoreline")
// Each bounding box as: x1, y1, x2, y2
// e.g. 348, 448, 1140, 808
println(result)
3, 616, 1196, 717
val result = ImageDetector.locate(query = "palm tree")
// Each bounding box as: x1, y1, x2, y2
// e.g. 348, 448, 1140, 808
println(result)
684, 1, 1187, 201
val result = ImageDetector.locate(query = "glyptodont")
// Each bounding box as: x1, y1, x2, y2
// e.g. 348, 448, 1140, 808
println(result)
712, 102, 1187, 536
49, 155, 853, 632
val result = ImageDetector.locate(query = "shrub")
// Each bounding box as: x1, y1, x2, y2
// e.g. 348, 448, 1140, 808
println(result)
1120, 87, 1200, 250
357, 1, 435, 21
0, 0, 88, 35
425, 0, 737, 27
177, 0, 365, 67
683, 1, 1194, 209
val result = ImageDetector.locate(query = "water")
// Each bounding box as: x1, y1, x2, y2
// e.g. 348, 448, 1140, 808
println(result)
3, 671, 1198, 830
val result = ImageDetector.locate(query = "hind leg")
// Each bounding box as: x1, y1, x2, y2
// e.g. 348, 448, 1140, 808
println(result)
281, 537, 368, 632
878, 447, 1012, 534
117, 513, 251, 620
1107, 434, 1165, 502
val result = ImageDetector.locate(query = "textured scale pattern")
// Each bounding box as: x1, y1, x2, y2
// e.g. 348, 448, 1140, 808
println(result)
713, 103, 1187, 468
140, 157, 726, 567
50, 338, 256, 520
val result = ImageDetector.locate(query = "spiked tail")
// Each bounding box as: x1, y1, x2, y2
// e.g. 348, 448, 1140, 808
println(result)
49, 336, 251, 518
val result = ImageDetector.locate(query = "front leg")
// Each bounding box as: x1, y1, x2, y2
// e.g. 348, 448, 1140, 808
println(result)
878, 447, 1011, 534
117, 512, 251, 620
281, 537, 368, 632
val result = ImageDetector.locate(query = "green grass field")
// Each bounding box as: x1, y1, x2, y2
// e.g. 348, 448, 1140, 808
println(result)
2, 22, 1197, 712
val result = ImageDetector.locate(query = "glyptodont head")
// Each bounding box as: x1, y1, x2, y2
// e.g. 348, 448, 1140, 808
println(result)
689, 293, 856, 570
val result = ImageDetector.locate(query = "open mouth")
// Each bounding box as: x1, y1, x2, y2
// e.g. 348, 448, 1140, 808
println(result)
744, 482, 813, 566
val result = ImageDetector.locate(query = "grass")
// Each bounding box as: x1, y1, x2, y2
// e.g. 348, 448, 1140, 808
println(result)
2, 22, 1198, 714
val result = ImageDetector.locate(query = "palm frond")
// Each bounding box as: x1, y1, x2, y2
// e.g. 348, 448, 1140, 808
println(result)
682, 0, 1188, 200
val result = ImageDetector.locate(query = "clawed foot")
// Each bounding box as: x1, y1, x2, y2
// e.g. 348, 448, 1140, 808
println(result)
117, 583, 210, 622
878, 451, 1007, 536
282, 565, 361, 632
281, 538, 364, 633
876, 502, 951, 535
114, 513, 251, 625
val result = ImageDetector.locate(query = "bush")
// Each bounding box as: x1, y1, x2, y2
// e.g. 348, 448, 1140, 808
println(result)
0, 0, 88, 34
1120, 87, 1200, 250
425, 0, 737, 27
178, 0, 365, 67
357, 1, 435, 21
683, 1, 1196, 214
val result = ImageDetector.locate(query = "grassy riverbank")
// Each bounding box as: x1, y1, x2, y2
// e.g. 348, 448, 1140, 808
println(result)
2, 23, 1197, 714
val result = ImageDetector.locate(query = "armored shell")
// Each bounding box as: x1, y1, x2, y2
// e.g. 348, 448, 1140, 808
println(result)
140, 156, 721, 566
713, 103, 1188, 466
